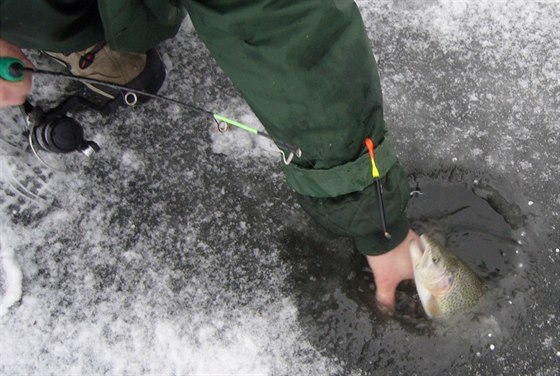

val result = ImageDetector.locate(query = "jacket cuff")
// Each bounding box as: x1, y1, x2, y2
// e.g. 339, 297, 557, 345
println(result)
283, 134, 397, 198
354, 215, 410, 256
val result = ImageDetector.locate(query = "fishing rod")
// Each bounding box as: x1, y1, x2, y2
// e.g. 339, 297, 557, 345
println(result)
0, 57, 302, 163
2, 58, 392, 242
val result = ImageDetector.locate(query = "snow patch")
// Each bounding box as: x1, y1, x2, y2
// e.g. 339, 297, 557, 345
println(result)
0, 229, 23, 317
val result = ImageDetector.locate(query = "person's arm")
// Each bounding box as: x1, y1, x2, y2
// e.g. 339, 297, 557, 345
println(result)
184, 0, 414, 309
0, 39, 33, 107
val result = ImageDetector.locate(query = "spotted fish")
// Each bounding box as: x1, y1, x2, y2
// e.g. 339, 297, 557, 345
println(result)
409, 234, 485, 319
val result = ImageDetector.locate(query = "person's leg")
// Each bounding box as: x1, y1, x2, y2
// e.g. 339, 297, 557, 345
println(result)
185, 0, 411, 255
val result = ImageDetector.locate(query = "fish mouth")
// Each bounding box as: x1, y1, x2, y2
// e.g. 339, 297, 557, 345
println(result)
410, 235, 450, 289
410, 234, 430, 266
418, 234, 428, 253
409, 235, 439, 317
409, 234, 457, 318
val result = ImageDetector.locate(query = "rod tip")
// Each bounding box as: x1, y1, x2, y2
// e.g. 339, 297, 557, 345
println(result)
384, 232, 392, 239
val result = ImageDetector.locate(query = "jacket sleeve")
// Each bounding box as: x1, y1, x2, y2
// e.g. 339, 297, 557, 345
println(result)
184, 0, 411, 255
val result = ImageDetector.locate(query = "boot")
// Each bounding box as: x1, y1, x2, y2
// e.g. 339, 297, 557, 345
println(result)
44, 42, 166, 105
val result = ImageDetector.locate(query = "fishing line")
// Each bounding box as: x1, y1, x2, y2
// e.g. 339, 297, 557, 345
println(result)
13, 65, 302, 162
22, 67, 214, 116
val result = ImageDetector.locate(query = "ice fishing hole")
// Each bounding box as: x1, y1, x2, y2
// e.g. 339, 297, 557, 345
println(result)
282, 169, 535, 374
406, 171, 526, 284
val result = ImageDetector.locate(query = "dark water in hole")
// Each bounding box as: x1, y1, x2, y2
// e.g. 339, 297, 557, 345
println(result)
408, 174, 523, 284
282, 170, 534, 375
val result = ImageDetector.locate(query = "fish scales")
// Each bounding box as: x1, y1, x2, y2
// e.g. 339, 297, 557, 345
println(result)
410, 234, 485, 319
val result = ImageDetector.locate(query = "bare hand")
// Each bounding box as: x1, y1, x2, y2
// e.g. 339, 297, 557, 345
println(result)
0, 39, 33, 107
367, 229, 419, 312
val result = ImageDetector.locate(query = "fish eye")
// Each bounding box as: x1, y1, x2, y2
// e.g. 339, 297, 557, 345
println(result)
432, 257, 439, 264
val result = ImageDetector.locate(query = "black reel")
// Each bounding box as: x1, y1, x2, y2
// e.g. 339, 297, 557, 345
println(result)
22, 97, 100, 157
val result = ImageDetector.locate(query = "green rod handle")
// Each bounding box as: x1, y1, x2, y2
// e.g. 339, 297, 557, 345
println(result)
0, 57, 25, 82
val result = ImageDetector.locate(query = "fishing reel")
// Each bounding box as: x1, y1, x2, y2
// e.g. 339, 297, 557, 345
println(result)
21, 97, 100, 157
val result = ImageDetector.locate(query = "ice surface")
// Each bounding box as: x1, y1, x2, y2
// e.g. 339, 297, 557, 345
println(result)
0, 228, 23, 317
1, 0, 559, 375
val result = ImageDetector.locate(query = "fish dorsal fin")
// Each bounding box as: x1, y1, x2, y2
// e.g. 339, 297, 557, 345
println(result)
425, 295, 442, 318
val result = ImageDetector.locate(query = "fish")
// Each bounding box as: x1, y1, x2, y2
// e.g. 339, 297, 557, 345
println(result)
409, 234, 485, 319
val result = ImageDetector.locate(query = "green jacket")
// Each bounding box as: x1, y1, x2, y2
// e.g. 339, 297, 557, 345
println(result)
0, 0, 185, 52
0, 0, 411, 255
